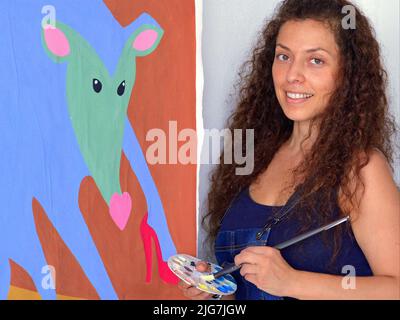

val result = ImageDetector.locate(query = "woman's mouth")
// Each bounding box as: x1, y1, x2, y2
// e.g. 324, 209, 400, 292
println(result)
285, 91, 314, 104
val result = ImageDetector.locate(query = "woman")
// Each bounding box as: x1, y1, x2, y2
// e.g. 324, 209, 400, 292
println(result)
179, 0, 399, 299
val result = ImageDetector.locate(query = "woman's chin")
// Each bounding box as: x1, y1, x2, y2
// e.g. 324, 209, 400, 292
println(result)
281, 107, 316, 122
279, 99, 324, 122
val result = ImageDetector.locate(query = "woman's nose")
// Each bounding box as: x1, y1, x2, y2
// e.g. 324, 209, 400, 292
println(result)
286, 60, 305, 84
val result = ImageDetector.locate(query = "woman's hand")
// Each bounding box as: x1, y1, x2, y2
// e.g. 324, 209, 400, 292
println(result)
177, 261, 214, 300
234, 246, 297, 297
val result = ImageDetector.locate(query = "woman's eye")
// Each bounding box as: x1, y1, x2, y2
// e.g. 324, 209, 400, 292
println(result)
311, 58, 324, 65
276, 54, 289, 61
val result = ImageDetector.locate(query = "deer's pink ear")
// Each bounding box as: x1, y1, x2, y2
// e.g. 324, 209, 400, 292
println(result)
130, 26, 163, 57
43, 26, 70, 57
132, 29, 158, 52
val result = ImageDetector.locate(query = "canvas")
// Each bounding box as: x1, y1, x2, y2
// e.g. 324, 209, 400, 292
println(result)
0, 0, 198, 300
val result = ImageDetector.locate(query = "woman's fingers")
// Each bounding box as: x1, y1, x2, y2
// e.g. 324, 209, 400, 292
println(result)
239, 263, 257, 277
181, 284, 211, 300
178, 279, 204, 297
178, 280, 191, 290
185, 286, 205, 297
196, 261, 211, 272
178, 261, 213, 300
185, 286, 212, 300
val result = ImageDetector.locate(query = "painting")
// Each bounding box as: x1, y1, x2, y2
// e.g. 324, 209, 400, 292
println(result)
0, 0, 198, 299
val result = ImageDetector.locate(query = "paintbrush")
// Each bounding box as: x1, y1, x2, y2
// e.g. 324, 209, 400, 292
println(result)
202, 215, 349, 281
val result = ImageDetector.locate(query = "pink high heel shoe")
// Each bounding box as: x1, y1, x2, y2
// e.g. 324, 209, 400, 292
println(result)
140, 213, 178, 284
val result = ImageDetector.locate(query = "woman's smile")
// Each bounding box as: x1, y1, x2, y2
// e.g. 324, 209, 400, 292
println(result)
285, 91, 314, 104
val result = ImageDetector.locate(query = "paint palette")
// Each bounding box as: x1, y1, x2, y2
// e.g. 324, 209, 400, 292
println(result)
168, 254, 237, 296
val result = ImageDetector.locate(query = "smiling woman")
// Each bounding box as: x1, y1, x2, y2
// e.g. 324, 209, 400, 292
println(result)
179, 0, 399, 300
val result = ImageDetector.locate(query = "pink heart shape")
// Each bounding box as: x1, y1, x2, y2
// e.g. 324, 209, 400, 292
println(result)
109, 192, 132, 230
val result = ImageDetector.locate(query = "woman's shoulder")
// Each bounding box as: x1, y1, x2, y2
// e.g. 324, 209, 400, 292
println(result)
359, 147, 393, 173
337, 147, 398, 218
356, 148, 396, 196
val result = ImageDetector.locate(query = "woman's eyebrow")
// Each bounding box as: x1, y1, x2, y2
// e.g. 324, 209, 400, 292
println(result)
276, 43, 333, 57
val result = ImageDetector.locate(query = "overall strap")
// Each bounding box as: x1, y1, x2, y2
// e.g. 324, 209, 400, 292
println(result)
255, 184, 305, 240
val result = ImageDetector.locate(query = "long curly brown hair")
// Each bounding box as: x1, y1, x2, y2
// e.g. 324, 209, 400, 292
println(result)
202, 0, 398, 260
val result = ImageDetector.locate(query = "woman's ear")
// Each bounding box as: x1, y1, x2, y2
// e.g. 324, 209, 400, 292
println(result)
130, 24, 164, 57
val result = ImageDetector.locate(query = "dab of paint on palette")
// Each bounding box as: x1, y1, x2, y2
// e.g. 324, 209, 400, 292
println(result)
167, 254, 237, 296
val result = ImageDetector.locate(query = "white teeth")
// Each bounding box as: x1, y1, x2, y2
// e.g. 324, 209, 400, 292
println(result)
286, 92, 313, 99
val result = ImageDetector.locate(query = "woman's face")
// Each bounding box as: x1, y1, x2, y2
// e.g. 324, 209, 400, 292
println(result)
272, 19, 340, 122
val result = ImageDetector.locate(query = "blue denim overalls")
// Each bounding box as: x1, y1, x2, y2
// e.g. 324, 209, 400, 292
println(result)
214, 185, 373, 300
214, 186, 303, 300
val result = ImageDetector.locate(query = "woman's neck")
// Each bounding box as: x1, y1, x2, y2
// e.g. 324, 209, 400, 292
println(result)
284, 120, 319, 156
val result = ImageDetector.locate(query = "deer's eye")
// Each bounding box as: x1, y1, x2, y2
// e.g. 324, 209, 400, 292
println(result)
117, 80, 126, 96
93, 79, 102, 93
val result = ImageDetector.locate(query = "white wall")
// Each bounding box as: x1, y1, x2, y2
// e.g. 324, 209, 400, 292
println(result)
198, 0, 399, 259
